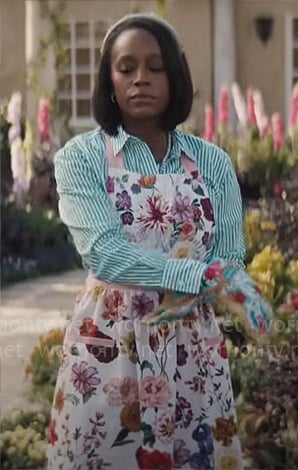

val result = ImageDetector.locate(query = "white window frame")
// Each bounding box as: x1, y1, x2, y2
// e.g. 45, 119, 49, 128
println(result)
57, 18, 108, 129
285, 14, 298, 129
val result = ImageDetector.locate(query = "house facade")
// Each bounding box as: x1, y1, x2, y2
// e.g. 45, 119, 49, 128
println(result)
1, 0, 298, 136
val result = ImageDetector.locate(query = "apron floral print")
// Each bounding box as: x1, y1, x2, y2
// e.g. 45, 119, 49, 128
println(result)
47, 135, 243, 470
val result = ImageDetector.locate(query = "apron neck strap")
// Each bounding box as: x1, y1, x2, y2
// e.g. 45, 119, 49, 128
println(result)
181, 152, 199, 174
105, 133, 198, 174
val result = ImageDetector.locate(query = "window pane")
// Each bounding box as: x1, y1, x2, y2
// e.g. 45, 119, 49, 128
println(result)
76, 74, 90, 92
76, 49, 90, 67
75, 23, 89, 40
293, 48, 298, 69
294, 18, 298, 40
58, 99, 72, 116
77, 99, 91, 117
58, 74, 72, 93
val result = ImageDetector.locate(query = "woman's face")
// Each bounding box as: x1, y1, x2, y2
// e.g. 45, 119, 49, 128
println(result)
110, 28, 170, 124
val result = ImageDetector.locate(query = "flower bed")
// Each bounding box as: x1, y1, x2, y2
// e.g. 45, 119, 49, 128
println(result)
0, 409, 50, 469
1, 94, 79, 286
199, 83, 298, 199
0, 330, 63, 469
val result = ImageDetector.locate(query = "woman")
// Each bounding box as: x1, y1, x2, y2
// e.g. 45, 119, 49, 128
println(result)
47, 13, 245, 470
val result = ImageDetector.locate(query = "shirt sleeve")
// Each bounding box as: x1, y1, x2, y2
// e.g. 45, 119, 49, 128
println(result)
210, 153, 246, 269
54, 145, 208, 294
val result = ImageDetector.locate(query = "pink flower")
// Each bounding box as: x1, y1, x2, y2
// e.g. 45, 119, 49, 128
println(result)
289, 291, 298, 311
139, 376, 172, 408
38, 98, 50, 143
218, 340, 228, 359
261, 116, 270, 138
172, 193, 193, 222
274, 181, 283, 196
204, 261, 222, 280
120, 377, 139, 404
47, 418, 58, 445
227, 292, 246, 303
278, 290, 298, 314
180, 221, 196, 240
102, 290, 126, 322
289, 84, 298, 129
106, 176, 115, 193
246, 88, 257, 126
203, 105, 215, 142
137, 195, 173, 233
103, 377, 122, 405
218, 86, 229, 126
71, 361, 101, 396
153, 412, 176, 444
272, 113, 284, 151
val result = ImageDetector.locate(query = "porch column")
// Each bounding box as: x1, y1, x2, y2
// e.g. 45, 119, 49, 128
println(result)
25, 0, 41, 123
25, 1, 56, 124
213, 0, 236, 124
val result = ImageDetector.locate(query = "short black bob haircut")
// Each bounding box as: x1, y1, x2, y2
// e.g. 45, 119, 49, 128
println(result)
92, 13, 194, 136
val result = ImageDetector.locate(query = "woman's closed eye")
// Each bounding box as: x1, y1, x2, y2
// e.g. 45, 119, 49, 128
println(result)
118, 58, 165, 75
149, 64, 164, 73
119, 67, 134, 74
120, 65, 164, 74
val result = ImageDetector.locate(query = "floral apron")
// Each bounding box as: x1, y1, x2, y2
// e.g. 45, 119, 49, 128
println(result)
47, 135, 243, 470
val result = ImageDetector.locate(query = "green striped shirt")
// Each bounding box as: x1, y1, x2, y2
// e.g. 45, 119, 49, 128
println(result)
54, 127, 245, 294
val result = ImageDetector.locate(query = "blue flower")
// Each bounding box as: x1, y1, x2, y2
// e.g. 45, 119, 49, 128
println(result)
189, 452, 215, 470
130, 183, 141, 194
192, 423, 214, 454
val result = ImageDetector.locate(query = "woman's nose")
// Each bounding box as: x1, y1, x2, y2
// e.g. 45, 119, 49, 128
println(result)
133, 66, 150, 85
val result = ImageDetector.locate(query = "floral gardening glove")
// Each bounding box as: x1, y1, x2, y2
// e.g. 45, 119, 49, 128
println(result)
201, 259, 273, 337
143, 259, 273, 340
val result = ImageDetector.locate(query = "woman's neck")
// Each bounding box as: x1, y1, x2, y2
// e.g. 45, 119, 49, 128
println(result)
123, 121, 169, 162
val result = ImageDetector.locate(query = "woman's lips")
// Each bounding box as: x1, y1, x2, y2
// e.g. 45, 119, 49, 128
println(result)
130, 94, 156, 101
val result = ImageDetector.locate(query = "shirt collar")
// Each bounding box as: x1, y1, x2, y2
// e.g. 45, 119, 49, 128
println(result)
111, 126, 129, 157
110, 126, 197, 162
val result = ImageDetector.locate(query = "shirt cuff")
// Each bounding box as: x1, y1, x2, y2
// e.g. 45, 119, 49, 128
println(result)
161, 258, 208, 294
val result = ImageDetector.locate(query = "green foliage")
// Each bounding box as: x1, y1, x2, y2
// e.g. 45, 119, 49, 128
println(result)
1, 203, 80, 286
228, 131, 298, 198
25, 329, 64, 384
25, 328, 65, 405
